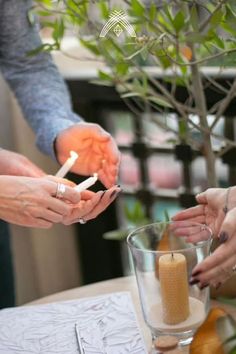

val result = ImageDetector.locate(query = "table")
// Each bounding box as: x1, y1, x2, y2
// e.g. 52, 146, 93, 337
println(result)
30, 276, 236, 353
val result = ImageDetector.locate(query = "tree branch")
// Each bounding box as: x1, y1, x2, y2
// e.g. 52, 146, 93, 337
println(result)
198, 0, 227, 33
210, 77, 236, 131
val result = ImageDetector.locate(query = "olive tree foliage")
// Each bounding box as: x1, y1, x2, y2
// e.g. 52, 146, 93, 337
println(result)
33, 0, 236, 187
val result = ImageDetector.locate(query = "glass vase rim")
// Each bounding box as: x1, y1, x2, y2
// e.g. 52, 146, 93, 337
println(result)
127, 221, 212, 254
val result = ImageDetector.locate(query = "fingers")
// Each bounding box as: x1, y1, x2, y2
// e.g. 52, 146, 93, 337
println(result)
98, 157, 120, 188
105, 137, 121, 165
80, 190, 96, 200
170, 220, 210, 243
45, 175, 76, 188
34, 219, 53, 229
189, 239, 236, 288
63, 191, 104, 225
83, 186, 121, 220
217, 207, 236, 243
46, 196, 72, 216
63, 186, 121, 225
172, 205, 205, 221
31, 207, 63, 223
23, 162, 45, 178
98, 167, 117, 188
195, 192, 208, 204
45, 180, 81, 204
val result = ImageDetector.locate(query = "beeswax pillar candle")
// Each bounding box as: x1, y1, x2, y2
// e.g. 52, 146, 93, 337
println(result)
159, 253, 190, 325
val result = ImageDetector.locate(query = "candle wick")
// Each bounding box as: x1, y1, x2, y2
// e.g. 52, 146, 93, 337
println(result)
171, 252, 174, 261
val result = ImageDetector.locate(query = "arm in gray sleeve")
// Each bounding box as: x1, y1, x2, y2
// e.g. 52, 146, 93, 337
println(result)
0, 0, 82, 158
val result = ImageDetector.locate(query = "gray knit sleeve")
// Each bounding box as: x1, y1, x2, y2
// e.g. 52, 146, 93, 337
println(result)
0, 0, 82, 159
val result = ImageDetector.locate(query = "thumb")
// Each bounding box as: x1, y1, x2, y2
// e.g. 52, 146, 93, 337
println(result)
196, 191, 207, 204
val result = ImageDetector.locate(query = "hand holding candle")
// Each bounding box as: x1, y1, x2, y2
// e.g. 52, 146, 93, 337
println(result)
55, 151, 78, 178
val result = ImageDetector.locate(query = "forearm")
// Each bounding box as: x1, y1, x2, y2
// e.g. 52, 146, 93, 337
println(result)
0, 0, 82, 159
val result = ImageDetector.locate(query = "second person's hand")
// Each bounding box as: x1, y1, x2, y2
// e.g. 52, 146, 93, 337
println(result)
54, 123, 120, 188
62, 185, 121, 225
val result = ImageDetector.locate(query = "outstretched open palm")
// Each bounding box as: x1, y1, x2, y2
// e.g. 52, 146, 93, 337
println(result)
173, 188, 227, 240
55, 123, 120, 188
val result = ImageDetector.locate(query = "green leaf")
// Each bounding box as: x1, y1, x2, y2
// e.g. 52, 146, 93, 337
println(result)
121, 92, 143, 98
35, 0, 52, 6
27, 10, 36, 26
99, 1, 110, 19
179, 119, 188, 140
164, 210, 170, 222
126, 45, 148, 60
98, 70, 113, 81
80, 39, 100, 55
115, 62, 129, 76
131, 0, 145, 16
187, 32, 206, 44
148, 96, 173, 108
190, 4, 199, 32
90, 80, 113, 87
149, 2, 157, 23
124, 204, 135, 223
27, 43, 57, 56
36, 10, 52, 17
210, 9, 224, 26
173, 11, 185, 33
52, 19, 64, 43
103, 229, 130, 241
212, 36, 225, 49
133, 201, 145, 220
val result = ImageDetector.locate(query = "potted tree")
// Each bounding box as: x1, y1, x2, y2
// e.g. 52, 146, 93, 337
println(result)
33, 0, 236, 188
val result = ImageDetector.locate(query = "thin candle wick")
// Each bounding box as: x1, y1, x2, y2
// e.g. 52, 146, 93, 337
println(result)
171, 252, 174, 261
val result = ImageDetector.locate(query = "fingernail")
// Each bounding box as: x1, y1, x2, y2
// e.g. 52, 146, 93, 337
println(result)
191, 270, 202, 277
215, 282, 222, 290
189, 278, 200, 286
199, 283, 209, 290
219, 231, 228, 244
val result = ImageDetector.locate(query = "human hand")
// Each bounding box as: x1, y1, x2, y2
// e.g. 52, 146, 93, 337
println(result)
0, 175, 81, 228
173, 187, 236, 288
172, 188, 234, 238
54, 123, 120, 188
62, 185, 121, 225
0, 149, 45, 177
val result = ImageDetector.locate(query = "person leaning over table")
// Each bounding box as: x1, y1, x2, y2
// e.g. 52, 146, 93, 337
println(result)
0, 0, 121, 307
0, 0, 120, 190
0, 0, 121, 224
172, 186, 236, 290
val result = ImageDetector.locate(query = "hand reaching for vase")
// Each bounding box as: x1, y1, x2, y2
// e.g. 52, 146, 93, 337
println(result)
172, 187, 236, 289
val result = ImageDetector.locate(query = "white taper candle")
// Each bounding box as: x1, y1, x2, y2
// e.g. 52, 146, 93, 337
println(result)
74, 173, 98, 192
55, 151, 78, 178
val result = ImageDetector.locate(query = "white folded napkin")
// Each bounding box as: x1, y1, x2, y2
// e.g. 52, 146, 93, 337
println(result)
0, 292, 147, 354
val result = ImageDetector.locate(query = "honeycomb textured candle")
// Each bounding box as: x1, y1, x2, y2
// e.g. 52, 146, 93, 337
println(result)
159, 253, 190, 324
